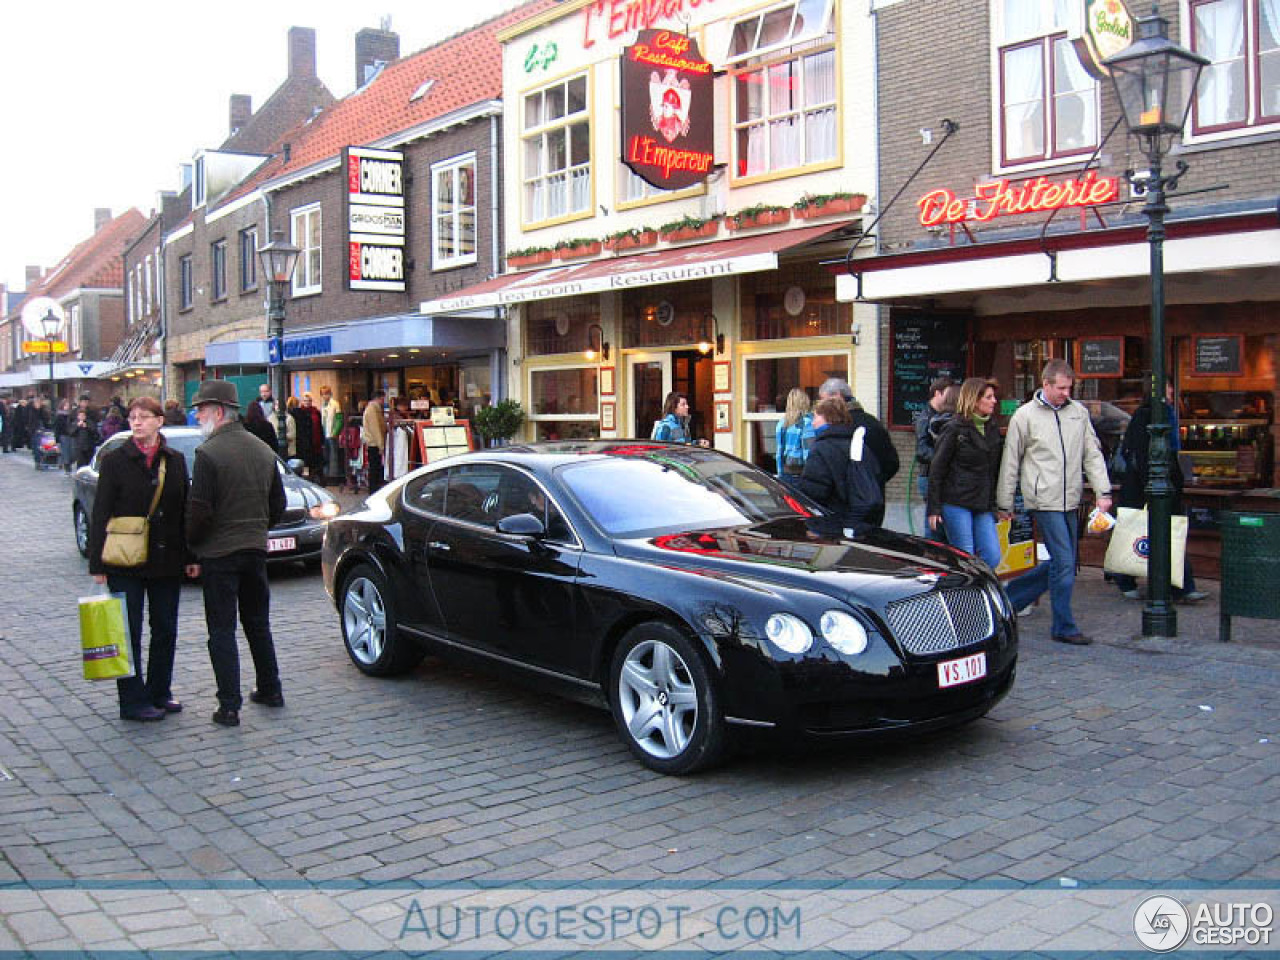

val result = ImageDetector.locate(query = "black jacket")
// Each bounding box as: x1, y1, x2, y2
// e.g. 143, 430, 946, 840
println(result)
927, 417, 1003, 515
187, 420, 286, 558
89, 437, 191, 578
1118, 401, 1185, 511
850, 408, 899, 488
792, 423, 883, 526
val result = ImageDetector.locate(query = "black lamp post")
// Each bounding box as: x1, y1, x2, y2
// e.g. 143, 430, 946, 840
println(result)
1103, 7, 1207, 639
39, 308, 61, 401
257, 230, 301, 459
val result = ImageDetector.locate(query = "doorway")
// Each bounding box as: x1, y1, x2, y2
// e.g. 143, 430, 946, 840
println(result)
628, 350, 714, 440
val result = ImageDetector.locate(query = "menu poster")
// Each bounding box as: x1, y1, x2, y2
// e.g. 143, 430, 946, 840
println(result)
415, 419, 476, 464
1192, 334, 1243, 376
1077, 337, 1124, 378
890, 313, 968, 427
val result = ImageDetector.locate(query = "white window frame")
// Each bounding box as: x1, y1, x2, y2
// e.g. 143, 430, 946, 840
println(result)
144, 254, 153, 316
290, 204, 323, 297
1186, 0, 1280, 140
67, 303, 81, 354
239, 227, 258, 292
179, 255, 194, 310
991, 0, 1100, 174
211, 239, 227, 302
431, 152, 478, 270
522, 71, 592, 226
727, 0, 839, 183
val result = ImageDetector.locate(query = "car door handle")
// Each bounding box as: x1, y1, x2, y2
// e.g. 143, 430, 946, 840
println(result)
427, 541, 451, 552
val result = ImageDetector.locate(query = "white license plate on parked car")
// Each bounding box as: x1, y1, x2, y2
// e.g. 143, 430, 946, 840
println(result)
267, 537, 296, 553
937, 652, 987, 688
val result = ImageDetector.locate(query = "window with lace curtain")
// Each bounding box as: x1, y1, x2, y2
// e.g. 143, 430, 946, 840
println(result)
728, 0, 838, 181
995, 0, 1098, 168
523, 73, 591, 224
1190, 0, 1280, 133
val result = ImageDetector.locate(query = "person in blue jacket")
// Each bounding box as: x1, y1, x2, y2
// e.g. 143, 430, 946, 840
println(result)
652, 392, 710, 447
775, 387, 815, 476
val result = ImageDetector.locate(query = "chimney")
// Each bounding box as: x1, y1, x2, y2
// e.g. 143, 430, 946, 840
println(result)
94, 208, 113, 232
288, 26, 317, 78
355, 26, 400, 87
229, 94, 252, 135
25, 265, 42, 291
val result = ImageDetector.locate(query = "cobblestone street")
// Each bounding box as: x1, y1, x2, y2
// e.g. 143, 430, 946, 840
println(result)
1, 451, 1277, 954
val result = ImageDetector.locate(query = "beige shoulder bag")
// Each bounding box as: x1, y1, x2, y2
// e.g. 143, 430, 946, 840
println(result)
102, 458, 167, 569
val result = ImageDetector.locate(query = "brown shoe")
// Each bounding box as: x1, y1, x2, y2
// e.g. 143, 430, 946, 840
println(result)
1052, 633, 1093, 646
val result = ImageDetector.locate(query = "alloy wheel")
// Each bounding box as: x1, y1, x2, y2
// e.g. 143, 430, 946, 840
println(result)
616, 638, 699, 760
343, 576, 387, 666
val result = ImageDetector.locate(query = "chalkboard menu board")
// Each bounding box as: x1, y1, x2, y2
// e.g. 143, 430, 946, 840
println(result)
890, 313, 967, 427
1077, 337, 1124, 378
1192, 335, 1243, 376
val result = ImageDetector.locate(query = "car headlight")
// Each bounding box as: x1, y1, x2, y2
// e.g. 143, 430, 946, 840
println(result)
765, 613, 813, 654
820, 610, 869, 655
985, 579, 1012, 619
309, 501, 341, 520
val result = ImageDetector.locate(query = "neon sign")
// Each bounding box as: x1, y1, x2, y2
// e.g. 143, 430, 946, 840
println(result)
621, 30, 715, 190
917, 171, 1120, 227
582, 0, 718, 50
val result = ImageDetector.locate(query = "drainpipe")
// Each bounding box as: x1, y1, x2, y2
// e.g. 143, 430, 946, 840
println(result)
490, 111, 507, 403
159, 226, 169, 400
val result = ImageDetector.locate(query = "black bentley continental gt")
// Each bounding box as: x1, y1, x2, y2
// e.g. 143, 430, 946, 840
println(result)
322, 441, 1017, 774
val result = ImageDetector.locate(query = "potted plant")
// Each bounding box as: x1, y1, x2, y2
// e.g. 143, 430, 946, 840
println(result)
472, 398, 526, 447
657, 214, 722, 243
604, 227, 659, 252
792, 192, 868, 219
506, 246, 553, 269
554, 237, 603, 260
726, 203, 792, 231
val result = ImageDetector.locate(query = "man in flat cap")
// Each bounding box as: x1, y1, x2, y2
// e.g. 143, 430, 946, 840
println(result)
186, 380, 287, 727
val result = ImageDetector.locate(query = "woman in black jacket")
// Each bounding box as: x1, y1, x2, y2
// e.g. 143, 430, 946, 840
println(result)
927, 377, 1003, 569
88, 397, 197, 722
244, 399, 279, 451
791, 397, 884, 530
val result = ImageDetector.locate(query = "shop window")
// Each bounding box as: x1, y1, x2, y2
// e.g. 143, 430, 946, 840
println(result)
290, 204, 322, 296
1190, 0, 1280, 134
621, 283, 713, 349
742, 352, 849, 472
529, 365, 600, 441
741, 265, 846, 340
211, 239, 227, 302
179, 255, 193, 310
995, 0, 1097, 168
525, 296, 600, 357
239, 227, 258, 292
433, 153, 477, 269
728, 0, 837, 180
523, 73, 591, 224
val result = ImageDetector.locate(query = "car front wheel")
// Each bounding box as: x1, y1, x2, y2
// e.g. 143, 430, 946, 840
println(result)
74, 504, 89, 558
340, 564, 422, 676
609, 623, 725, 775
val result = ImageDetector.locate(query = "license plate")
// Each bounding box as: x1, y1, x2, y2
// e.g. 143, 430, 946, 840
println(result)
266, 536, 297, 553
937, 652, 987, 688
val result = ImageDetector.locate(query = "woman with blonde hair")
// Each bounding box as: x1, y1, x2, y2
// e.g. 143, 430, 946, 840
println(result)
926, 377, 1002, 567
774, 388, 814, 476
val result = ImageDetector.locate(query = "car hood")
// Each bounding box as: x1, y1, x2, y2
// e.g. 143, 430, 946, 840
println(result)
613, 517, 994, 609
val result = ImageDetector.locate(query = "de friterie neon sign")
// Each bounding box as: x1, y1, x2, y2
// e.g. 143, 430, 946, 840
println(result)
917, 170, 1120, 226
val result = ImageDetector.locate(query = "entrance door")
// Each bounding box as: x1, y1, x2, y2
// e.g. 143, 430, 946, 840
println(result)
628, 352, 671, 438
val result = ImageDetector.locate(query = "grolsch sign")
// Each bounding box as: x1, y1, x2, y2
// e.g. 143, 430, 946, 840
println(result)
621, 30, 714, 190
344, 146, 407, 292
1071, 0, 1134, 79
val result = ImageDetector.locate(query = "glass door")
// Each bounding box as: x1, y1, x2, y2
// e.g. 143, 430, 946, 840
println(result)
628, 352, 671, 438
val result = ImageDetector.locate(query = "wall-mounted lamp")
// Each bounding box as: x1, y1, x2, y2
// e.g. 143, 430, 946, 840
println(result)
851, 322, 862, 346
585, 323, 609, 362
698, 313, 725, 355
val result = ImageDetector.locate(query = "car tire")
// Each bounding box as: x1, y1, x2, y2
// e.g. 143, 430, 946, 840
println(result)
73, 503, 89, 558
339, 564, 422, 676
609, 622, 725, 775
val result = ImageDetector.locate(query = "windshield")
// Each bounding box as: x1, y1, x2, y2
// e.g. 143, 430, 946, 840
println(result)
559, 451, 813, 537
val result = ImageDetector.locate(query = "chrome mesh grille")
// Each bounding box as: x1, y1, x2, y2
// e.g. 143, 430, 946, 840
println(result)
885, 588, 995, 656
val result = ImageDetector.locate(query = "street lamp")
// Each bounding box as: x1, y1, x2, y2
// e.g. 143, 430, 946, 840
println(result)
257, 229, 301, 459
39, 308, 61, 401
1103, 7, 1208, 640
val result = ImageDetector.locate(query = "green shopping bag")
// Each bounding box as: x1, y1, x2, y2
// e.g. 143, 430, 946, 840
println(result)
79, 592, 134, 681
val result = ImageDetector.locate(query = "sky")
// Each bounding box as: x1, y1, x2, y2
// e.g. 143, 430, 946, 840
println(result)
0, 0, 522, 293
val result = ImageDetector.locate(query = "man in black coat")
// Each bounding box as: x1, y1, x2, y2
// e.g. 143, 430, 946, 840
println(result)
792, 397, 885, 532
818, 378, 899, 526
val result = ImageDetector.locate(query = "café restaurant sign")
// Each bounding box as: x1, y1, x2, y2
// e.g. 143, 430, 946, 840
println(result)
344, 146, 406, 293
917, 171, 1120, 227
621, 30, 714, 190
583, 0, 719, 49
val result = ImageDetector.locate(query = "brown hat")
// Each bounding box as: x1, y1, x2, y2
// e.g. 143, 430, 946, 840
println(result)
190, 379, 240, 409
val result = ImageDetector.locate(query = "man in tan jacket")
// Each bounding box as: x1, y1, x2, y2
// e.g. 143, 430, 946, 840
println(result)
362, 390, 387, 492
997, 358, 1112, 645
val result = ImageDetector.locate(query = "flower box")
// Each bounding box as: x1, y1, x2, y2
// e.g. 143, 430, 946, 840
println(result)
659, 219, 720, 243
792, 194, 868, 220
604, 230, 658, 252
555, 241, 602, 260
726, 208, 791, 231
506, 249, 553, 269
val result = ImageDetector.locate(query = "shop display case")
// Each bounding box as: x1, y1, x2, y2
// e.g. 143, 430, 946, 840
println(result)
1180, 391, 1274, 489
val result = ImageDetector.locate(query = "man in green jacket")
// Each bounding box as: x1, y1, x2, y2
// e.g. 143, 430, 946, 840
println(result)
997, 358, 1112, 646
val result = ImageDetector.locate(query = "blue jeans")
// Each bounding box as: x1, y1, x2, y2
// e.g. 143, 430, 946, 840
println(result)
940, 505, 1001, 569
201, 551, 279, 711
917, 474, 929, 537
107, 575, 181, 714
1005, 510, 1080, 638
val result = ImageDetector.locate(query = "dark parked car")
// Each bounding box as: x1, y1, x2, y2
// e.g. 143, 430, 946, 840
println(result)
73, 426, 340, 566
322, 442, 1017, 774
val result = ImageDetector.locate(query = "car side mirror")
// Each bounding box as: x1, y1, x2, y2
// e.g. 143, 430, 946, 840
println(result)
286, 457, 306, 476
496, 512, 546, 537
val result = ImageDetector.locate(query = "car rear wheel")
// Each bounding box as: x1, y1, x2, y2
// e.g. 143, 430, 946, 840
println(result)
340, 564, 422, 676
609, 623, 725, 775
74, 504, 89, 558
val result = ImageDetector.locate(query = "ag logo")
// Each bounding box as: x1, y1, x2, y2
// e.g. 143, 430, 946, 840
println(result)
1131, 534, 1151, 560
1134, 895, 1190, 952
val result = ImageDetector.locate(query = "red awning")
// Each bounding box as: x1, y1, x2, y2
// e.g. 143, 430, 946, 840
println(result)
420, 221, 856, 315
